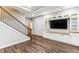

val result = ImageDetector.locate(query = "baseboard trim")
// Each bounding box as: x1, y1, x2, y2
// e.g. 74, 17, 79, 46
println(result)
32, 34, 43, 37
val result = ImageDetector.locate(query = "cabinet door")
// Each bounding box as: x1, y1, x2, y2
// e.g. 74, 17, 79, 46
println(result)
62, 35, 70, 43
70, 33, 79, 46
55, 34, 62, 41
46, 33, 62, 41
46, 33, 56, 40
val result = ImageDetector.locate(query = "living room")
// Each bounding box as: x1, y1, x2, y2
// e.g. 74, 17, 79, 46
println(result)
0, 0, 79, 59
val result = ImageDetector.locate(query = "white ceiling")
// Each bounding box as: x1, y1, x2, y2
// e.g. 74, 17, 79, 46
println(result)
22, 6, 63, 13
22, 6, 64, 18
8, 6, 74, 18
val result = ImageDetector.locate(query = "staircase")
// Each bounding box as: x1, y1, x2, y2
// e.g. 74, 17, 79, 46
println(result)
0, 7, 31, 37
0, 7, 31, 48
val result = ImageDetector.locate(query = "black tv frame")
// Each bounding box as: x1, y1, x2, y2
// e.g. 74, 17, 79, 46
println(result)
49, 18, 70, 29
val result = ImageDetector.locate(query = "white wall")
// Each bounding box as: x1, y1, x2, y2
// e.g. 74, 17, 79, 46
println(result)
32, 16, 46, 36
0, 21, 30, 49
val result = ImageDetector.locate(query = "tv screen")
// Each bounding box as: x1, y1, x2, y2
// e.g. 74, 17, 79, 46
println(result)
49, 19, 68, 29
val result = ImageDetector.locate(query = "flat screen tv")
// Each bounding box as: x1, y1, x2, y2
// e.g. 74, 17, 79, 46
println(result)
49, 18, 69, 29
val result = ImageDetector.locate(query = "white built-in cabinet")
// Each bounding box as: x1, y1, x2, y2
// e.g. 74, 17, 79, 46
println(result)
46, 33, 70, 44
46, 33, 62, 41
45, 32, 79, 46
43, 12, 79, 46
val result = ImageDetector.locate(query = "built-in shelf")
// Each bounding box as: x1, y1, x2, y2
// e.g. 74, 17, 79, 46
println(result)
70, 13, 77, 31
45, 13, 79, 33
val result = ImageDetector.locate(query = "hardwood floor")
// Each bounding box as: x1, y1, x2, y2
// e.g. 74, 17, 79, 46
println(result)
0, 35, 79, 53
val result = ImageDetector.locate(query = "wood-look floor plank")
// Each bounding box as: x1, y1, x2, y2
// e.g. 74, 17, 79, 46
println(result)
0, 35, 79, 53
